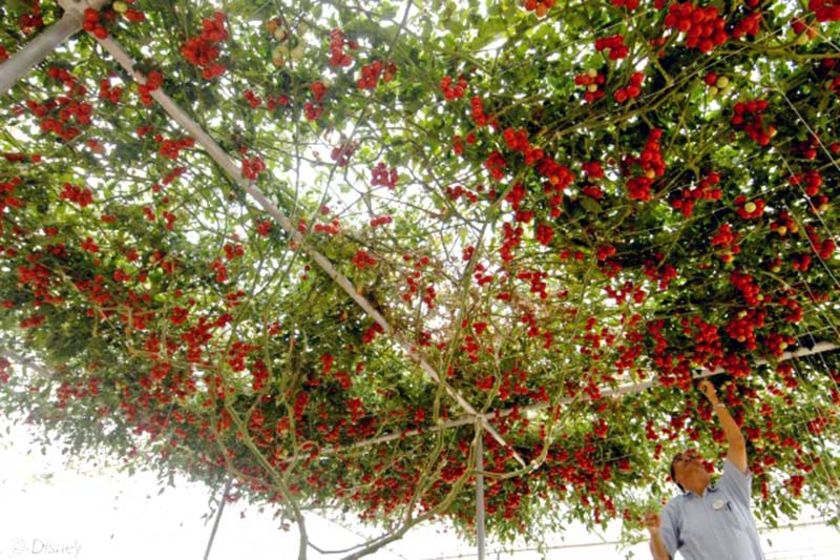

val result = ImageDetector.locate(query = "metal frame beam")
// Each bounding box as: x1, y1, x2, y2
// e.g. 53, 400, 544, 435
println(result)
0, 0, 110, 97
276, 341, 838, 462
5, 342, 835, 462
0, 13, 81, 97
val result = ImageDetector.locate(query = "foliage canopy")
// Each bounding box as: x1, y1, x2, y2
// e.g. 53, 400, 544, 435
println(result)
1, 0, 839, 556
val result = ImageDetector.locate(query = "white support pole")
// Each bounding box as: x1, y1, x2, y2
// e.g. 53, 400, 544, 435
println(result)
203, 479, 231, 560
475, 425, 486, 560
0, 13, 82, 97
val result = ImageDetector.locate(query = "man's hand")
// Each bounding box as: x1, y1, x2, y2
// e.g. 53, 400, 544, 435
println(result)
645, 511, 671, 559
699, 378, 748, 472
698, 379, 719, 404
644, 512, 661, 535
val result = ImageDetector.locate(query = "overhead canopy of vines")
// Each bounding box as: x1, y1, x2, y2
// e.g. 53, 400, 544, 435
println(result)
1, 0, 839, 556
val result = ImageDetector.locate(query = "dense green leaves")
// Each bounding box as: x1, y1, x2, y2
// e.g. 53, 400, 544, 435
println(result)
1, 0, 839, 556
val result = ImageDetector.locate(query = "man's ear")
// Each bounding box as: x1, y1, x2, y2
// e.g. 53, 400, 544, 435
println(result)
671, 469, 685, 492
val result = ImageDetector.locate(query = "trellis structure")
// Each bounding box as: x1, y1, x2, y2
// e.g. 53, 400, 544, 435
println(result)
3, 342, 836, 558
1, 1, 839, 559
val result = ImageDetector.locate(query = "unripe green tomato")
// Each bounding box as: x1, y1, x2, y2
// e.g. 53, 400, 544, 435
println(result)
113, 1, 128, 13
569, 14, 588, 28
290, 44, 306, 61
272, 46, 286, 68
716, 76, 729, 89
708, 86, 718, 97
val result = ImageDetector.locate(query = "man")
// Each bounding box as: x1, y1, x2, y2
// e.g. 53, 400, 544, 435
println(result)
644, 379, 765, 559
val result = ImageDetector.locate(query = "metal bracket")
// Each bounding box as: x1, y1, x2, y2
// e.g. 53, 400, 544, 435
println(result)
0, 0, 110, 96
56, 0, 111, 18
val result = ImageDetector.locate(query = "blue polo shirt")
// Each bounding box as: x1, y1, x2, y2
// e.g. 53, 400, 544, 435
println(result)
660, 459, 765, 559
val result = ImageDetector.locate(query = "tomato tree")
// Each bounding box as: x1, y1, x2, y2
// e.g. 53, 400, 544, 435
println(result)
1, 0, 838, 558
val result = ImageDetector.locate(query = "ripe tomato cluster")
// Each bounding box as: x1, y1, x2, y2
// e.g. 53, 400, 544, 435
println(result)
26, 67, 93, 142
732, 10, 762, 39
664, 2, 729, 53
330, 141, 357, 167
356, 60, 397, 90
574, 70, 606, 103
624, 129, 665, 201
440, 75, 469, 100
352, 249, 377, 270
523, 0, 555, 18
370, 162, 399, 189
611, 0, 640, 10
156, 136, 195, 160
731, 99, 776, 145
83, 8, 109, 39
595, 34, 629, 60
809, 0, 840, 22
17, 0, 43, 34
670, 171, 722, 218
98, 78, 123, 104
613, 71, 645, 103
241, 156, 267, 180
138, 70, 163, 106
711, 224, 741, 263
328, 28, 355, 67
0, 177, 24, 217
180, 12, 228, 80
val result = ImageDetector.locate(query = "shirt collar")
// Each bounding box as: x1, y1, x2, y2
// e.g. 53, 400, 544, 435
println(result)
682, 483, 718, 498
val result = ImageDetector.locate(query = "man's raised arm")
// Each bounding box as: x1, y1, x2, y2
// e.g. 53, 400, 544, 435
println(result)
698, 379, 747, 472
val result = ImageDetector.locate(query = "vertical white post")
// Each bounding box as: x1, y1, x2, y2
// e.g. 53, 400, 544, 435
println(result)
0, 13, 82, 97
476, 424, 486, 560
203, 479, 231, 560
